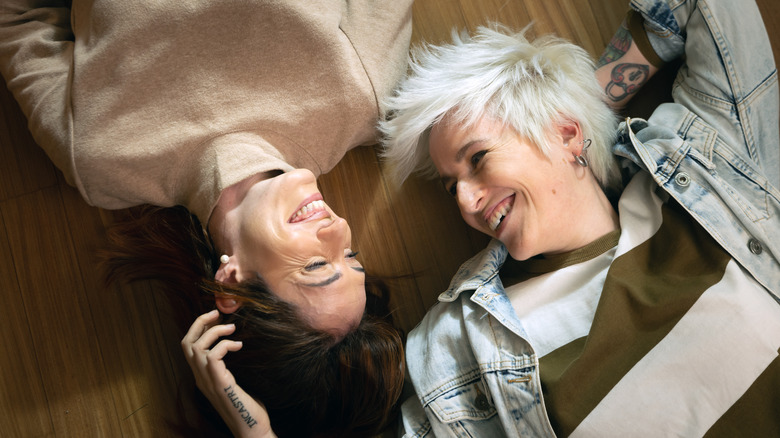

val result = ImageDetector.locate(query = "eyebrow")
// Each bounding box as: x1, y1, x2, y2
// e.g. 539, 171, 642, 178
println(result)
440, 139, 484, 185
303, 266, 364, 288
305, 272, 342, 287
455, 139, 484, 161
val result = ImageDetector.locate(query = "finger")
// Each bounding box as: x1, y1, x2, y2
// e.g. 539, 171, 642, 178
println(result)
193, 323, 237, 351
205, 340, 243, 387
207, 339, 244, 362
181, 309, 220, 347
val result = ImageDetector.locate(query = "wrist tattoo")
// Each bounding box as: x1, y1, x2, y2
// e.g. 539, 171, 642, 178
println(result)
598, 21, 632, 67
224, 385, 258, 428
605, 62, 649, 102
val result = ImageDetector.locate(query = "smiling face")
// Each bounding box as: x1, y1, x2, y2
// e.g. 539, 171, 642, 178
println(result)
429, 114, 605, 261
227, 169, 366, 335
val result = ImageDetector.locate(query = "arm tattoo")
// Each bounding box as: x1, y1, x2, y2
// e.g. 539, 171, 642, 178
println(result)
604, 63, 649, 102
224, 385, 259, 428
598, 21, 632, 67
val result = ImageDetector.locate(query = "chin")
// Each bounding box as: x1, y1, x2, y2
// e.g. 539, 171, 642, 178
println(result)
505, 242, 533, 262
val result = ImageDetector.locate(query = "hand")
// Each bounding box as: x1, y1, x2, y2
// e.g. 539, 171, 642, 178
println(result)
181, 310, 276, 438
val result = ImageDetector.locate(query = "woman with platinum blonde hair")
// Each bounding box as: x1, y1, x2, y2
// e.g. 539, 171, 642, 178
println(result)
379, 0, 779, 436
380, 26, 622, 195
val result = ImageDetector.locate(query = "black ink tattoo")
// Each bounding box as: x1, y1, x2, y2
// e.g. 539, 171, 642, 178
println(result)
598, 20, 632, 67
604, 63, 649, 102
224, 385, 259, 428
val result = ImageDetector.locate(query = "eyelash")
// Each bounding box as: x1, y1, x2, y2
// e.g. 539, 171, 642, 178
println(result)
471, 150, 486, 166
305, 260, 327, 271
304, 251, 359, 270
447, 151, 487, 197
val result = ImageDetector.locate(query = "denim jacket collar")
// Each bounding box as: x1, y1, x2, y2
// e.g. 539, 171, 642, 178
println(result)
438, 239, 507, 303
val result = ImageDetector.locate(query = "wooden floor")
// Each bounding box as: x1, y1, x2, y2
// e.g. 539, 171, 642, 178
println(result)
1, 0, 778, 436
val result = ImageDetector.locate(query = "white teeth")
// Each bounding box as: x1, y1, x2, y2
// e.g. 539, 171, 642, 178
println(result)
292, 200, 325, 220
488, 203, 511, 231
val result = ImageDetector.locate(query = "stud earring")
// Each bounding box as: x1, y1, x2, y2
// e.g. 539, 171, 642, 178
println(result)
220, 254, 229, 264
575, 139, 592, 167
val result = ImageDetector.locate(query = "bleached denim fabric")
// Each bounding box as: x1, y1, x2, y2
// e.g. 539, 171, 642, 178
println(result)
400, 0, 779, 436
400, 239, 553, 437
618, 0, 780, 296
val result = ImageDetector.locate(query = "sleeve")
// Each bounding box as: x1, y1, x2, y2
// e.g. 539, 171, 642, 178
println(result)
0, 0, 75, 179
625, 9, 665, 69
627, 0, 687, 65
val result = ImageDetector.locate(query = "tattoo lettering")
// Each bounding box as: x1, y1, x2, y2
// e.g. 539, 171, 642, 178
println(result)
604, 63, 649, 102
224, 385, 259, 428
597, 21, 632, 67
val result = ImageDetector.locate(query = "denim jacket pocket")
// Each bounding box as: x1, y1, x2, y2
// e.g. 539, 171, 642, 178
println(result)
423, 377, 514, 438
426, 378, 497, 423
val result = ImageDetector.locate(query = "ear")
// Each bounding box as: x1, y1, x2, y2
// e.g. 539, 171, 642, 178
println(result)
215, 257, 239, 284
215, 296, 242, 314
556, 119, 583, 152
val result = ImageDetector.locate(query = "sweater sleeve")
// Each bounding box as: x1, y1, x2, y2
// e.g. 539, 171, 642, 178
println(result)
0, 0, 76, 184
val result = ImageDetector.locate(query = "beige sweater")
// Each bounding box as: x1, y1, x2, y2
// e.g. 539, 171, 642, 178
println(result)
0, 0, 412, 223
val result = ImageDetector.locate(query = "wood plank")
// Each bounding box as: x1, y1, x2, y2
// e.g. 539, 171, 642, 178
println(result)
319, 147, 428, 333
0, 206, 53, 437
0, 80, 58, 201
1, 187, 122, 437
756, 0, 780, 71
589, 0, 632, 48
377, 171, 490, 311
411, 0, 466, 45
458, 0, 533, 31
58, 182, 185, 437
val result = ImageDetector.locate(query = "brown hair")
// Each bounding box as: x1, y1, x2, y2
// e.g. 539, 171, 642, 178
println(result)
102, 205, 405, 437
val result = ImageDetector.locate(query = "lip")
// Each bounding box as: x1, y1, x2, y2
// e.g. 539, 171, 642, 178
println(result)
288, 193, 328, 223
484, 195, 514, 222
483, 194, 515, 236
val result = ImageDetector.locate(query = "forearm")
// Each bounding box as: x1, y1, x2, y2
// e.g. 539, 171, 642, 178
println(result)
595, 12, 661, 110
219, 384, 276, 438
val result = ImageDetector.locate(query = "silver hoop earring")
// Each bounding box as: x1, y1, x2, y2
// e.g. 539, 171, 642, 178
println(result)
220, 254, 229, 264
575, 139, 592, 167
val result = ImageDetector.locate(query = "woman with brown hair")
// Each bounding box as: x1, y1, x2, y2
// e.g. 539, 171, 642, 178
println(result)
0, 0, 412, 436
104, 203, 405, 437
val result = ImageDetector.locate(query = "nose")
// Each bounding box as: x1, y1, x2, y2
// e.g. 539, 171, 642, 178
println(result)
455, 179, 483, 214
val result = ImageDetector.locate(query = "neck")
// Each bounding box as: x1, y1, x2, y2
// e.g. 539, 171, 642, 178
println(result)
207, 172, 276, 252
578, 178, 620, 247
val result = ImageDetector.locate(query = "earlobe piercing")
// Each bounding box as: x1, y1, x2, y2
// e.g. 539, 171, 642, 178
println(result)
220, 254, 229, 264
575, 138, 592, 167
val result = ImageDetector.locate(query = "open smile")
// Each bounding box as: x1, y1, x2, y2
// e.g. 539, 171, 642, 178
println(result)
289, 194, 329, 223
486, 195, 514, 232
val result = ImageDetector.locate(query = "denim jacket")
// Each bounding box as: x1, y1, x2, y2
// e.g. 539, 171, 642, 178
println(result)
399, 115, 780, 437
400, 0, 779, 436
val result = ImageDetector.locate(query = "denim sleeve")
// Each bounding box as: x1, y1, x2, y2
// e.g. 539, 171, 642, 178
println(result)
629, 0, 686, 63
625, 9, 665, 68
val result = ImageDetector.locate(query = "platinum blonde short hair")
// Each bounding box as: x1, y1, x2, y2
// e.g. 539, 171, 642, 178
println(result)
380, 25, 621, 192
